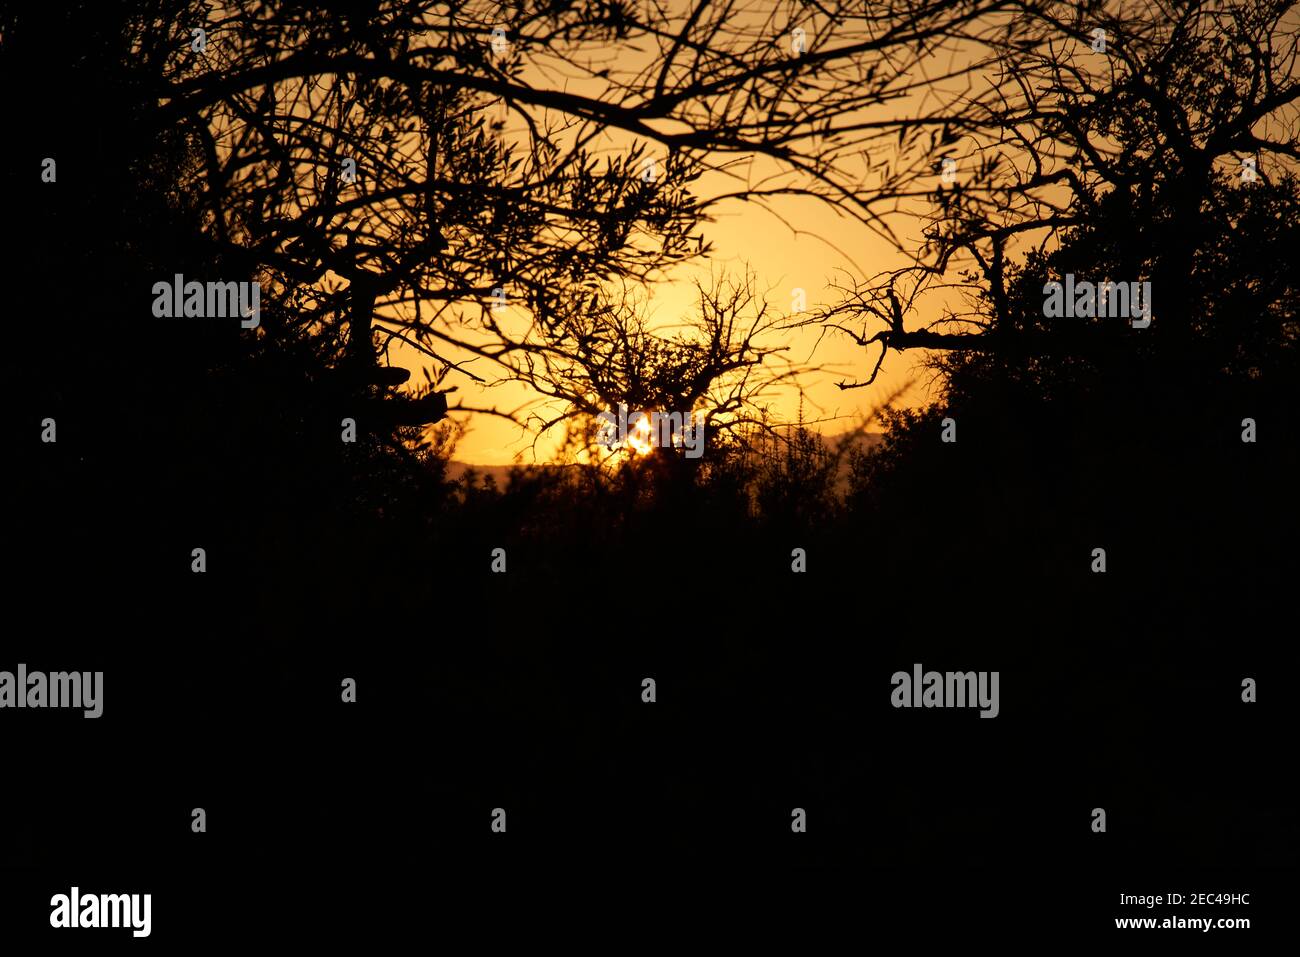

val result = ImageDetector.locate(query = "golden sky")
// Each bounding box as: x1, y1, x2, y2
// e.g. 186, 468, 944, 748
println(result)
384, 6, 957, 465
393, 187, 936, 465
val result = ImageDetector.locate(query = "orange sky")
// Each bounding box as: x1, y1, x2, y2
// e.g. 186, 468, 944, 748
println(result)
384, 7, 960, 465
391, 183, 938, 464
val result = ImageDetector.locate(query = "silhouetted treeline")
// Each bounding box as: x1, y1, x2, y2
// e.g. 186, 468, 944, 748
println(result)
1, 3, 1294, 932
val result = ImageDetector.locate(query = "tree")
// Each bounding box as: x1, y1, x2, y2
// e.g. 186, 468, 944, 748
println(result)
145, 0, 1030, 441
827, 0, 1300, 386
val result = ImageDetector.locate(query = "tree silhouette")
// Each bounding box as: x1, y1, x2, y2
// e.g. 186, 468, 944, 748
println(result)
4, 1, 1294, 910
828, 0, 1300, 384
141, 0, 1035, 434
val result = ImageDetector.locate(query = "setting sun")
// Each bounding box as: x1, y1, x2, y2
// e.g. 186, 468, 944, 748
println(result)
627, 414, 655, 456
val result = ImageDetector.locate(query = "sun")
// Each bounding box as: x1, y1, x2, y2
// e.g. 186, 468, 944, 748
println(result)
626, 413, 655, 456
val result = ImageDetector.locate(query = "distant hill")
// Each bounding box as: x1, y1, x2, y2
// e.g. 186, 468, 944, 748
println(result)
445, 461, 549, 485
447, 431, 884, 487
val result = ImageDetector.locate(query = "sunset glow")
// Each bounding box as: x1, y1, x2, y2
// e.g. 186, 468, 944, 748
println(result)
627, 414, 654, 456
